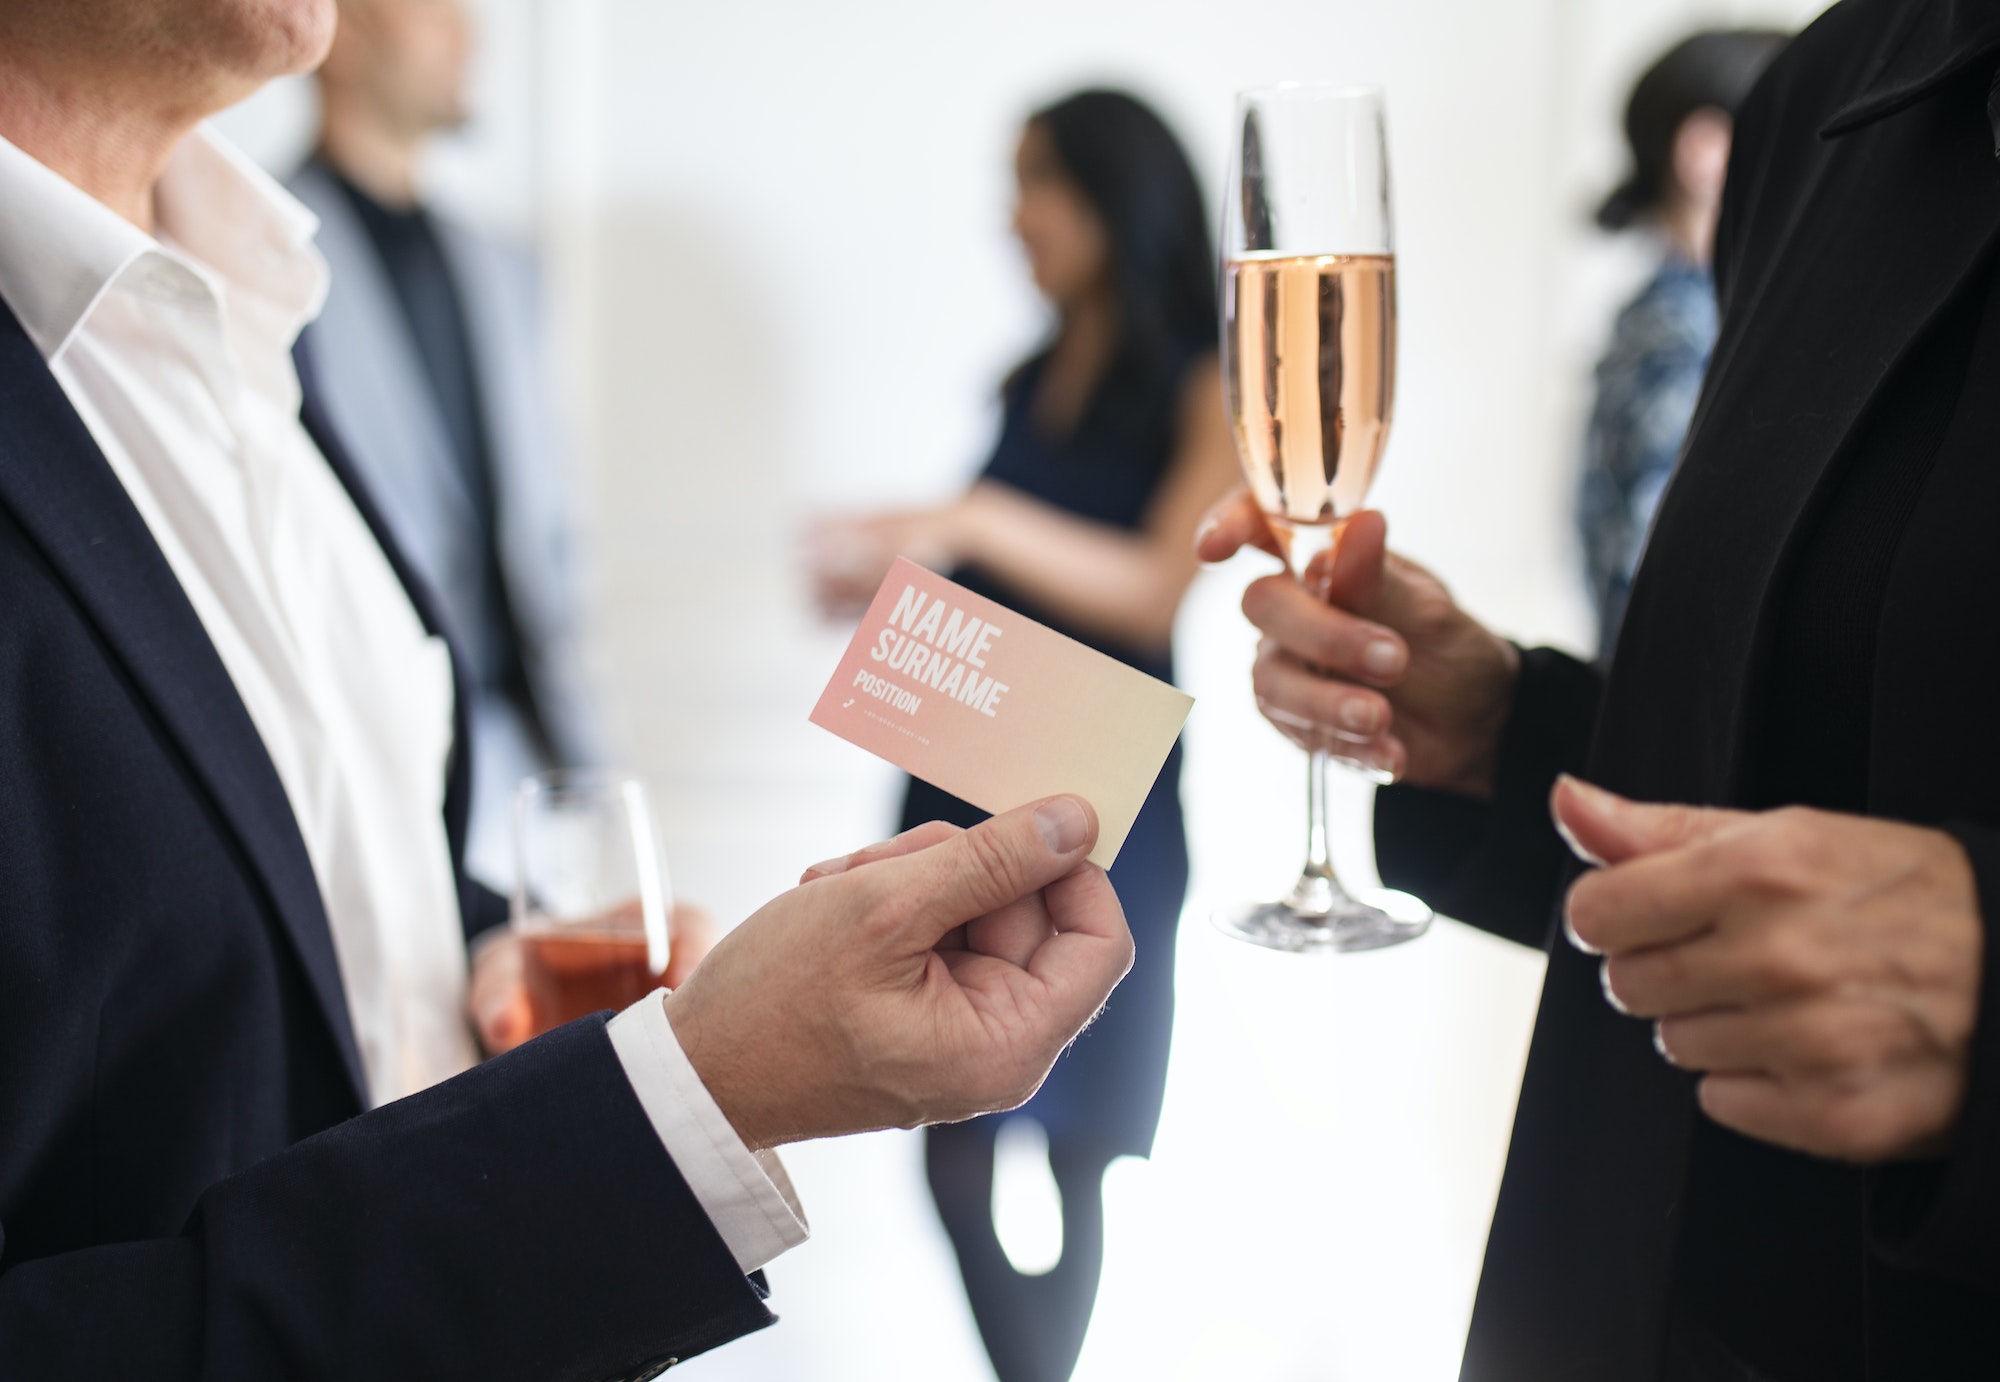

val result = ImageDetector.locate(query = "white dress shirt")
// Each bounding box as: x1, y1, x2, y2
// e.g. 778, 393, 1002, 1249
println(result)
0, 127, 804, 1272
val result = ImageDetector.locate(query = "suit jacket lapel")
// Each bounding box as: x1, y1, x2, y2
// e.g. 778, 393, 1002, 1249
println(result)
1604, 67, 2000, 810
0, 301, 371, 1107
1820, 0, 2000, 137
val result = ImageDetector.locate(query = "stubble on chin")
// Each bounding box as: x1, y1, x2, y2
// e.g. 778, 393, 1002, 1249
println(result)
0, 0, 337, 108
199, 0, 341, 83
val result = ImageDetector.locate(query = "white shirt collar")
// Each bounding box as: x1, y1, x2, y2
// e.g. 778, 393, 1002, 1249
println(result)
0, 124, 327, 363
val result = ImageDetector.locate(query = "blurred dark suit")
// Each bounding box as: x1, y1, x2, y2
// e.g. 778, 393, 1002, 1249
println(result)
290, 159, 605, 884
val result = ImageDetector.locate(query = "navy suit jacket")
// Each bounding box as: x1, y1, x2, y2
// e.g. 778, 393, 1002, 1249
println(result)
0, 298, 772, 1379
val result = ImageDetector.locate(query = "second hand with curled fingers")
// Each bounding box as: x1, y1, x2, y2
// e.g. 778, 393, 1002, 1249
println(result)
1554, 774, 1983, 1164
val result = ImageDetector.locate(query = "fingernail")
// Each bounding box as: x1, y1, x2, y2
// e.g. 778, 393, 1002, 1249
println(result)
1551, 777, 1608, 867
1035, 797, 1090, 854
804, 853, 851, 878
1563, 913, 1602, 956
1652, 1022, 1678, 1065
1598, 961, 1628, 1014
1333, 745, 1397, 785
1553, 817, 1607, 868
1194, 515, 1218, 549
1338, 698, 1381, 735
1559, 773, 1615, 811
1361, 639, 1404, 679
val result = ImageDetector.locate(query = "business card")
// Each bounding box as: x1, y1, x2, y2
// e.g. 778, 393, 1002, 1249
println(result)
810, 559, 1194, 868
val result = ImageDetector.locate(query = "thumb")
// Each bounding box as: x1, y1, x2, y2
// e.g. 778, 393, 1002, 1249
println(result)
1195, 487, 1285, 565
886, 795, 1099, 943
1551, 774, 1749, 867
1304, 510, 1389, 610
470, 947, 534, 1055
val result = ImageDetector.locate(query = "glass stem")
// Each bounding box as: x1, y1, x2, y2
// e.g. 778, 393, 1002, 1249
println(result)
1289, 749, 1352, 917
1304, 749, 1335, 880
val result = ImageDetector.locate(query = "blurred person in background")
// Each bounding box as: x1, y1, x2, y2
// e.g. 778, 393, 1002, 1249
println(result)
292, 0, 608, 889
1204, 0, 2000, 1374
1576, 29, 1785, 659
811, 89, 1236, 1382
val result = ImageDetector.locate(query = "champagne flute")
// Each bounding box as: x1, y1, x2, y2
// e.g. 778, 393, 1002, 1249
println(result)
1214, 84, 1432, 954
511, 769, 674, 1033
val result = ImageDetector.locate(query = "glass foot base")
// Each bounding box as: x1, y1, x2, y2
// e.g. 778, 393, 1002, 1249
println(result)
1213, 887, 1432, 954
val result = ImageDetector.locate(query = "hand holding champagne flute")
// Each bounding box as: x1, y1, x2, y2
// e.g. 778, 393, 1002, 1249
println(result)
1214, 83, 1431, 953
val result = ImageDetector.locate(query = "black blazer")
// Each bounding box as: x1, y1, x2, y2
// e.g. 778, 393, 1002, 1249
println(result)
0, 297, 771, 1378
1378, 1, 2000, 1377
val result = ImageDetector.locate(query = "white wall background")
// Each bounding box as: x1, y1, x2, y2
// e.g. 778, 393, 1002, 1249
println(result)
219, 2, 1827, 1376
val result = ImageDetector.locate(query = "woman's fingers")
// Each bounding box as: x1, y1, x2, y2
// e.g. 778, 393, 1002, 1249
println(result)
1242, 574, 1409, 686
1251, 637, 1405, 777
1251, 636, 1395, 737
1195, 488, 1283, 563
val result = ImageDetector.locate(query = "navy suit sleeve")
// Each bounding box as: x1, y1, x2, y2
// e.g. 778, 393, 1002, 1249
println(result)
1374, 646, 1602, 949
0, 1017, 773, 1381
1868, 821, 2000, 1290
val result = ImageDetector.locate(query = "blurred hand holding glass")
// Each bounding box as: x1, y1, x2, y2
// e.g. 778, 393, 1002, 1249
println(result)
511, 769, 674, 1034
1216, 84, 1431, 953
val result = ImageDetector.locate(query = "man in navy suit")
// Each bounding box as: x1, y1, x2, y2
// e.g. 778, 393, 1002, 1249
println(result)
0, 2, 1133, 1378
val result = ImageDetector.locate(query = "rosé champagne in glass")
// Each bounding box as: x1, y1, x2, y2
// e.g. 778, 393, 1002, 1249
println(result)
511, 770, 673, 1033
1214, 85, 1430, 954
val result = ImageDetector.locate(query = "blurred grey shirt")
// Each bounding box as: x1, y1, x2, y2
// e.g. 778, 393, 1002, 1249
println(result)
1577, 255, 1717, 661
289, 161, 608, 888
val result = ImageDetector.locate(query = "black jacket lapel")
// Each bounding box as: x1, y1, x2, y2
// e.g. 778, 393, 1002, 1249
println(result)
0, 300, 371, 1106
1820, 0, 2000, 138
1606, 29, 2000, 812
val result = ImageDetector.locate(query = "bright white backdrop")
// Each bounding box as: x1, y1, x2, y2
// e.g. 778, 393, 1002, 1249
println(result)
219, 2, 1826, 1376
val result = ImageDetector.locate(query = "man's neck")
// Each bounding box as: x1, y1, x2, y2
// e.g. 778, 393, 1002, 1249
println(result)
0, 55, 203, 232
316, 107, 425, 210
1658, 193, 1717, 271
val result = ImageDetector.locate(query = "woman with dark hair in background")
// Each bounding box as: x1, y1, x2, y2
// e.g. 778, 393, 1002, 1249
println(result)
1577, 29, 1786, 658
811, 89, 1236, 1382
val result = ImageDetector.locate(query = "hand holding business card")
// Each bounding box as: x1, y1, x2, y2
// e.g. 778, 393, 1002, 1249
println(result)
810, 559, 1193, 868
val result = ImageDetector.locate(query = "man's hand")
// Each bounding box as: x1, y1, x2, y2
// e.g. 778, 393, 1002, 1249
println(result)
1196, 490, 1519, 797
470, 902, 720, 1056
1556, 775, 1984, 1162
661, 796, 1133, 1150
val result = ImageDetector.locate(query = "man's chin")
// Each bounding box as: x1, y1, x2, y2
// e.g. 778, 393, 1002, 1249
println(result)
232, 0, 340, 81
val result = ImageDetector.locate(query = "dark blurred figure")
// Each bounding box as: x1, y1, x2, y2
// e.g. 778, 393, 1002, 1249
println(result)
292, 0, 606, 888
1577, 29, 1786, 658
811, 89, 1236, 1382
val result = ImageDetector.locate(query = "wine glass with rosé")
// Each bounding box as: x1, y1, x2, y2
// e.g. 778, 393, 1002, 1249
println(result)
511, 769, 675, 1033
1214, 83, 1432, 953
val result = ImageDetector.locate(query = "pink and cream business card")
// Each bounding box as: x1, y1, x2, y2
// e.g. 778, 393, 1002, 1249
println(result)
810, 559, 1193, 868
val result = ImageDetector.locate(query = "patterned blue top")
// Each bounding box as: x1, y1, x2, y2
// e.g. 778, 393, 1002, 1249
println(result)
1577, 256, 1718, 658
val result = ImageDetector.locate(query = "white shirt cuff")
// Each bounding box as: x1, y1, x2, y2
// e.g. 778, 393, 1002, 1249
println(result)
606, 991, 810, 1274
